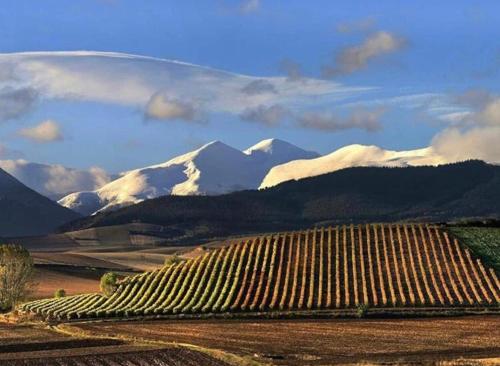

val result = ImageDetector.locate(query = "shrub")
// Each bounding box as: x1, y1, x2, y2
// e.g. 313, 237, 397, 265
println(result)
356, 304, 369, 318
54, 288, 66, 298
100, 272, 118, 297
165, 254, 183, 266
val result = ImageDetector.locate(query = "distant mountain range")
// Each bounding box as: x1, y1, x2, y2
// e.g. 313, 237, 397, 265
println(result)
260, 144, 445, 188
1, 137, 485, 231
58, 139, 318, 215
57, 139, 455, 216
0, 168, 80, 237
60, 161, 500, 243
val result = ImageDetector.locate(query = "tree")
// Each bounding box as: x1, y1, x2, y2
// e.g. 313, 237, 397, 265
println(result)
54, 288, 66, 298
0, 244, 34, 311
100, 272, 118, 297
164, 254, 183, 266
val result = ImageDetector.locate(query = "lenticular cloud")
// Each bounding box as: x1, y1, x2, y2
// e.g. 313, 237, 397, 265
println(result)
0, 51, 370, 119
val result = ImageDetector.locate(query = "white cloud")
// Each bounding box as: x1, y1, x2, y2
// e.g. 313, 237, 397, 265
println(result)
431, 126, 500, 163
430, 93, 500, 164
18, 120, 63, 143
323, 31, 407, 76
0, 159, 111, 199
0, 51, 370, 122
145, 93, 199, 122
478, 98, 500, 126
0, 160, 111, 200
297, 107, 385, 132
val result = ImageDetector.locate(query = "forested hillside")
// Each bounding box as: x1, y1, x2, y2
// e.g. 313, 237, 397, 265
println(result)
60, 161, 500, 243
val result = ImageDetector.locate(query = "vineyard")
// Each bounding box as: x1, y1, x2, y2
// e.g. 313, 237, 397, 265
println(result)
21, 224, 500, 321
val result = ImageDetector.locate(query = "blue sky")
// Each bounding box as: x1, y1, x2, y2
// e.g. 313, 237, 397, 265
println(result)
0, 0, 499, 172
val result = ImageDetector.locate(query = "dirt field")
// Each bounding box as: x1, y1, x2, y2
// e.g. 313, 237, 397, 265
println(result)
31, 267, 102, 299
0, 322, 230, 366
70, 316, 500, 365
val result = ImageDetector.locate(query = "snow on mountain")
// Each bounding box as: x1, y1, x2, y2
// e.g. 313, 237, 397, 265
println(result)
0, 159, 111, 200
260, 144, 448, 188
59, 139, 319, 216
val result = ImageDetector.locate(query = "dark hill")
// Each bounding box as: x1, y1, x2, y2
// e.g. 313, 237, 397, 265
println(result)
60, 161, 500, 242
0, 168, 81, 237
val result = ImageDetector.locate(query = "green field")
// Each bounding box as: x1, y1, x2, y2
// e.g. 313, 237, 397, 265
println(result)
448, 227, 500, 272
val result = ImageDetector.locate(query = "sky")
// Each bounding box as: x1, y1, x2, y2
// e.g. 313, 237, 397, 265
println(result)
0, 0, 499, 174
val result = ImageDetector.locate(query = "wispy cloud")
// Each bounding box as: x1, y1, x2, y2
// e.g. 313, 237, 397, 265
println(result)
279, 59, 304, 82
0, 86, 38, 121
241, 79, 277, 95
18, 120, 63, 143
0, 51, 370, 125
240, 0, 260, 14
297, 107, 385, 132
336, 17, 376, 34
0, 144, 24, 159
323, 31, 407, 77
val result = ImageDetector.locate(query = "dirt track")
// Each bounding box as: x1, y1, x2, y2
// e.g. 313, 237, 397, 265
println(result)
71, 316, 500, 365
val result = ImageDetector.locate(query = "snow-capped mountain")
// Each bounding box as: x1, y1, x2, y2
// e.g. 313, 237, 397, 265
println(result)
59, 139, 319, 215
260, 144, 448, 188
0, 159, 111, 200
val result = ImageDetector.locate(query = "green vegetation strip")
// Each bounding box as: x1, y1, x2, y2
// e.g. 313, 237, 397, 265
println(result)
448, 227, 500, 272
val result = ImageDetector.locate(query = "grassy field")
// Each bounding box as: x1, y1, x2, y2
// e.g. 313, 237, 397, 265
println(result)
21, 223, 500, 321
448, 227, 500, 271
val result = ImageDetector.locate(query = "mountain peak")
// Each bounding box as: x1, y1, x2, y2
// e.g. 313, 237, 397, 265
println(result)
244, 138, 318, 157
60, 138, 318, 215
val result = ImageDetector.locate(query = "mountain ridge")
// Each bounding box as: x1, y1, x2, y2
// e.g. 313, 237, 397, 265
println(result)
59, 139, 319, 215
0, 168, 81, 237
59, 160, 500, 243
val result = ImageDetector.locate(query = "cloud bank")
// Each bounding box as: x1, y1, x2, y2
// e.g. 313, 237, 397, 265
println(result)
0, 159, 111, 199
0, 51, 371, 125
431, 91, 500, 163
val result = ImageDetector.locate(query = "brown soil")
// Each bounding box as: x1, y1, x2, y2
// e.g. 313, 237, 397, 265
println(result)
31, 267, 101, 299
70, 316, 500, 365
2, 347, 230, 365
32, 252, 131, 270
0, 322, 229, 366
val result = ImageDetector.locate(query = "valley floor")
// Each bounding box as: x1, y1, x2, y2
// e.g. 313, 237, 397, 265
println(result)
0, 322, 231, 366
1, 316, 499, 365
66, 316, 500, 365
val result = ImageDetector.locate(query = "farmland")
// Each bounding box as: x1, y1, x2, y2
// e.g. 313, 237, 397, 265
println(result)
68, 316, 500, 365
449, 227, 500, 271
0, 322, 231, 366
20, 223, 499, 321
